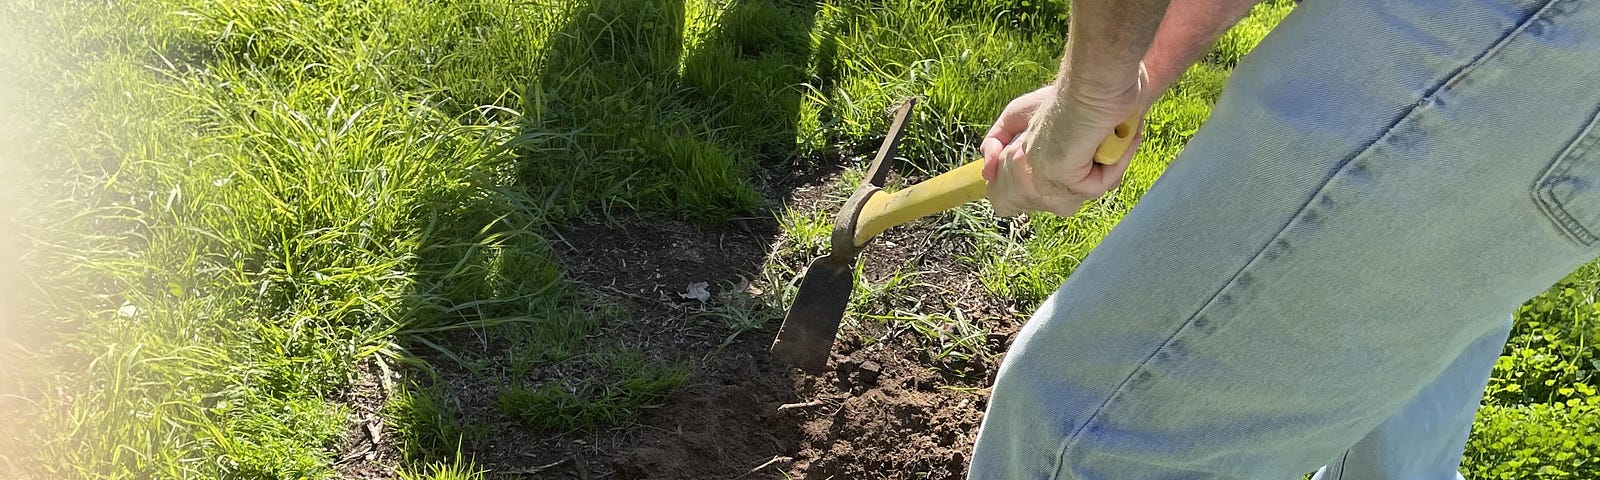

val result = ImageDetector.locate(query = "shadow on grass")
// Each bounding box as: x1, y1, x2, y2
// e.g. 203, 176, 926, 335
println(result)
387, 0, 838, 478
518, 0, 834, 220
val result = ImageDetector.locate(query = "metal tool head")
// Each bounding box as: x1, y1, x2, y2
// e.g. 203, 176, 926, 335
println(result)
770, 99, 916, 372
767, 253, 854, 372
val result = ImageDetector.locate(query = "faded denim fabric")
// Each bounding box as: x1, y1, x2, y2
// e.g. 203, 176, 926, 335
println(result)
968, 0, 1600, 477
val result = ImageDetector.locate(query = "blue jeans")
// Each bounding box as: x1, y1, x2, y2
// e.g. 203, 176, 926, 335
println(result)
968, 0, 1600, 477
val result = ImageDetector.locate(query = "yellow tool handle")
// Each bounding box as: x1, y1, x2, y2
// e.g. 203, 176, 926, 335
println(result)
851, 117, 1138, 246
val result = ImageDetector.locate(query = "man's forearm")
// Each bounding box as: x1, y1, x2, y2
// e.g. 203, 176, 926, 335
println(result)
1059, 0, 1263, 103
1061, 0, 1171, 100
1143, 0, 1265, 95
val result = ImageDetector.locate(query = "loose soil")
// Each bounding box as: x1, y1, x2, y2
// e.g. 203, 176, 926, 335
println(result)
350, 158, 1033, 479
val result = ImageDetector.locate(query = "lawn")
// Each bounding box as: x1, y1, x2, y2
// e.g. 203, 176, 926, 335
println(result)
1, 0, 1595, 478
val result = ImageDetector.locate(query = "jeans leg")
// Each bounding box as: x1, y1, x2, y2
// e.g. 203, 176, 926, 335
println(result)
1309, 320, 1511, 480
968, 0, 1600, 477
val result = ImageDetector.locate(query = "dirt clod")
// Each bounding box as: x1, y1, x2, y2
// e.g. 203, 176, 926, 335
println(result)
856, 360, 882, 386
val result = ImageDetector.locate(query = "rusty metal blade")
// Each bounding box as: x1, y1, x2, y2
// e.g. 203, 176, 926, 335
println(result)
769, 254, 855, 372
770, 99, 915, 371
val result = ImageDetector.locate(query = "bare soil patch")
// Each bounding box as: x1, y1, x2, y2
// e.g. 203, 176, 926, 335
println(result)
335, 361, 402, 480
361, 159, 1030, 479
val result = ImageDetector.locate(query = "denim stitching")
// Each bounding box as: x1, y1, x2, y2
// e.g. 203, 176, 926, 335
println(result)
1047, 0, 1565, 476
1532, 108, 1600, 246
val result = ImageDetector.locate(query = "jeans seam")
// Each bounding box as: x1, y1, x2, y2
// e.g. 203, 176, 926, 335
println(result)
1046, 0, 1560, 475
1532, 107, 1600, 246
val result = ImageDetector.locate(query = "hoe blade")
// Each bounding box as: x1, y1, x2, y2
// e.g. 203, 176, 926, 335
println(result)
769, 255, 855, 372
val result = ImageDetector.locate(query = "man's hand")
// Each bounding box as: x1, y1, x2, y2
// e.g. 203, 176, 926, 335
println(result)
981, 80, 1145, 217
980, 0, 1262, 218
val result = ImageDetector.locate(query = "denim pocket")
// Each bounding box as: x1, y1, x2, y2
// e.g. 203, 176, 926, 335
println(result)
1534, 108, 1600, 247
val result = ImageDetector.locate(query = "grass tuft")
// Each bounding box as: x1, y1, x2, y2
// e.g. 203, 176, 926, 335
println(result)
498, 350, 690, 431
386, 382, 474, 463
396, 450, 486, 480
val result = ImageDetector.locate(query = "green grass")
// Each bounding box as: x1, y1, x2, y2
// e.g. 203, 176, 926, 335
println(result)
385, 382, 476, 463
396, 451, 486, 480
497, 349, 689, 431
4, 0, 1598, 478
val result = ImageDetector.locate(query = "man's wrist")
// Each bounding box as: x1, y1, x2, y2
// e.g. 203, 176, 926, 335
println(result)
1062, 77, 1140, 105
1057, 57, 1148, 111
1056, 36, 1153, 108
